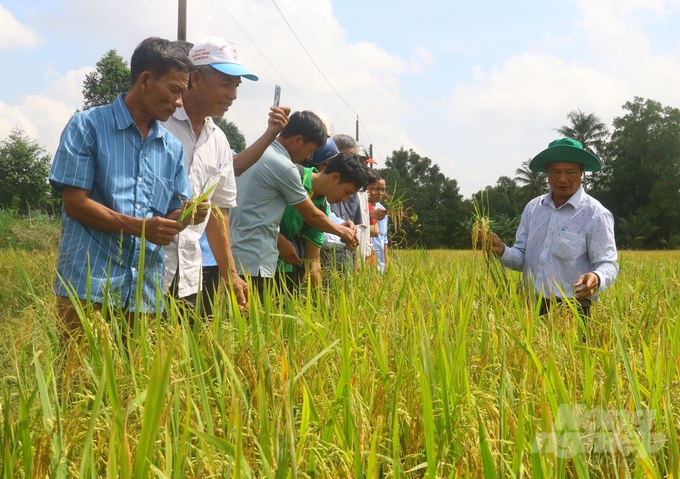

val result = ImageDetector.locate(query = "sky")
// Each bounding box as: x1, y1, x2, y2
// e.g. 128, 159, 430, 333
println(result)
2, 0, 680, 198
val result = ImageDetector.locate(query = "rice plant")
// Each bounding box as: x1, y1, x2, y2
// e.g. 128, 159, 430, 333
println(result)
0, 248, 679, 477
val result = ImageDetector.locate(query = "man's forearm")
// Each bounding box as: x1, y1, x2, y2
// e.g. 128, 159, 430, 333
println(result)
63, 186, 144, 236
298, 204, 342, 236
303, 242, 322, 288
233, 131, 278, 176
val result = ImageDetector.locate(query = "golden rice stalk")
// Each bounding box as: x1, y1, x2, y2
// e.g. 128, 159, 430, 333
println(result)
178, 181, 228, 240
471, 191, 493, 253
384, 183, 415, 233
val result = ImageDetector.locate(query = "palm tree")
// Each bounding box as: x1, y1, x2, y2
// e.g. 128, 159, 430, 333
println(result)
616, 214, 660, 250
514, 159, 548, 206
554, 109, 609, 190
554, 109, 609, 155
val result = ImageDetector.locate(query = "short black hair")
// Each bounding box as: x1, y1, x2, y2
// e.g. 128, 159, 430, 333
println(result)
280, 111, 327, 148
366, 169, 383, 185
130, 37, 193, 83
323, 153, 371, 189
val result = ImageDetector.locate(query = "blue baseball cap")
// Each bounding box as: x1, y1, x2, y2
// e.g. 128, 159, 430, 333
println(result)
309, 138, 340, 165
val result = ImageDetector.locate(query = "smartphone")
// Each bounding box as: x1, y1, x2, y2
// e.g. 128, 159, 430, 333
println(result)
273, 85, 281, 107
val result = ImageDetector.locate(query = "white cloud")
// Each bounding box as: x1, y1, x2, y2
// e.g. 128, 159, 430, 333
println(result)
439, 0, 680, 197
31, 0, 414, 163
0, 66, 92, 155
446, 53, 630, 196
409, 46, 436, 75
575, 0, 680, 106
42, 65, 94, 106
0, 5, 42, 50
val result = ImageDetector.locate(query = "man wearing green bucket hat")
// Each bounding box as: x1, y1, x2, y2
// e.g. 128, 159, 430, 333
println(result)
491, 138, 619, 316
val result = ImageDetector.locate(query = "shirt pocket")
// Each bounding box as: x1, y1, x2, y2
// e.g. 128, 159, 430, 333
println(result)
191, 163, 222, 199
150, 175, 174, 216
553, 230, 586, 262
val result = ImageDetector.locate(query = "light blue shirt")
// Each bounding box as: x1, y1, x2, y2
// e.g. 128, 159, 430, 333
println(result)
49, 94, 192, 312
500, 187, 618, 300
372, 202, 388, 273
229, 141, 308, 277
199, 232, 217, 267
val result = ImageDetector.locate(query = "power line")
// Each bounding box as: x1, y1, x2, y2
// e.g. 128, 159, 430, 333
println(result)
212, 0, 384, 162
269, 0, 383, 161
213, 0, 311, 109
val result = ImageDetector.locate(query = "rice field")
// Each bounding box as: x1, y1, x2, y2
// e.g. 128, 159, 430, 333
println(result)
1, 247, 679, 478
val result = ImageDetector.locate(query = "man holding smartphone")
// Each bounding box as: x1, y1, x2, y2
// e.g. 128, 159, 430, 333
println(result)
163, 37, 290, 313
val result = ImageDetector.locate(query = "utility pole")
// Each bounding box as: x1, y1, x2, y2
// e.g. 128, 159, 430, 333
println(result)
355, 115, 359, 142
178, 0, 187, 41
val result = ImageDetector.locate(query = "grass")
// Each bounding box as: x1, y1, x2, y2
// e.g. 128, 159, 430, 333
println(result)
1, 241, 680, 477
0, 209, 60, 252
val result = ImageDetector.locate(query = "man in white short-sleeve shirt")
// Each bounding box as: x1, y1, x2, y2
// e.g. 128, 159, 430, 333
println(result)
229, 111, 358, 298
163, 37, 290, 311
491, 138, 619, 315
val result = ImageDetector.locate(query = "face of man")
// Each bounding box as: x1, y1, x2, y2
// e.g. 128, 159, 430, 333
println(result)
367, 179, 386, 204
324, 174, 360, 204
547, 161, 583, 206
140, 68, 189, 121
289, 138, 323, 163
194, 69, 241, 117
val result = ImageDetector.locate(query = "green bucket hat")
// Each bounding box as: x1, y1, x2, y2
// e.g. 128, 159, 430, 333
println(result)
529, 138, 602, 172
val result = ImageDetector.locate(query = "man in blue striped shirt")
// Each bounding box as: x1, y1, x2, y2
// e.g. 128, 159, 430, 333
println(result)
49, 37, 207, 337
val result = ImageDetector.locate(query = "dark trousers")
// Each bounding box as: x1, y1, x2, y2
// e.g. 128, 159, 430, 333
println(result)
201, 266, 221, 317
169, 266, 222, 319
539, 297, 592, 317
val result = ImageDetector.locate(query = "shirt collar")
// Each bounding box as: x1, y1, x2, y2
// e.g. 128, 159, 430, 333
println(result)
203, 116, 216, 134
172, 106, 190, 123
113, 93, 167, 145
272, 140, 291, 160
113, 94, 135, 130
174, 107, 217, 136
542, 186, 584, 209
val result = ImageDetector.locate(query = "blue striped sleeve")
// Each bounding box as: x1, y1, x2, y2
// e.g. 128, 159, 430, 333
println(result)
49, 113, 96, 192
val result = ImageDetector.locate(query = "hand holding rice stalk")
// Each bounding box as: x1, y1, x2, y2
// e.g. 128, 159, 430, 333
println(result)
177, 181, 228, 239
471, 190, 493, 253
384, 182, 417, 233
471, 190, 509, 286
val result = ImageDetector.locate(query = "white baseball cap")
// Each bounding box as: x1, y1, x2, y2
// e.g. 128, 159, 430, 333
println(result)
189, 37, 258, 81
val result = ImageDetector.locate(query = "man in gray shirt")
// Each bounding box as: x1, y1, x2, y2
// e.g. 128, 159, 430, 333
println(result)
229, 111, 357, 298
